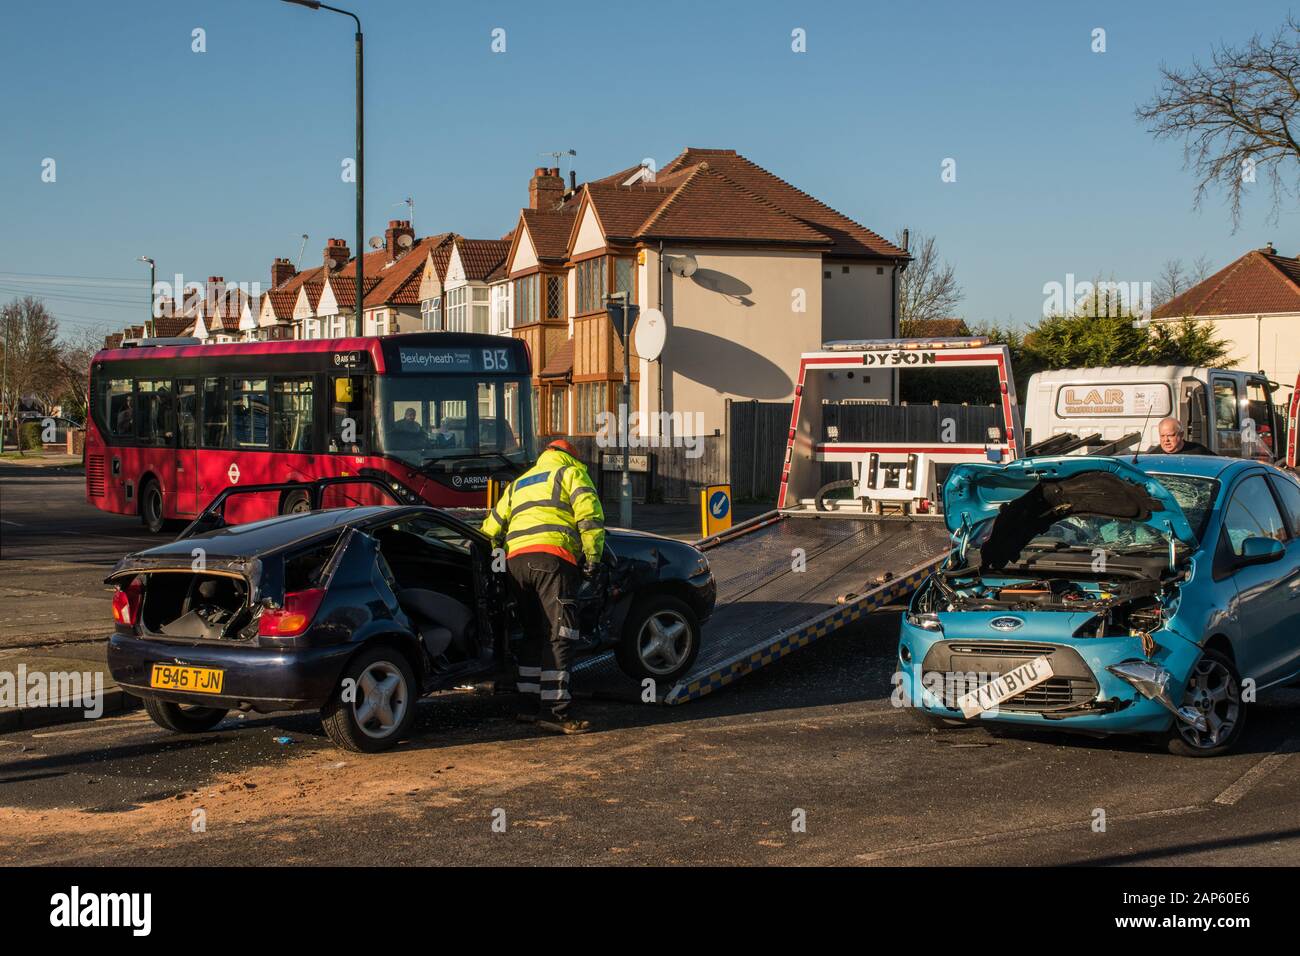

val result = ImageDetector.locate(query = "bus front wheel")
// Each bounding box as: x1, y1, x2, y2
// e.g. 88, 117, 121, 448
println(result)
280, 488, 312, 515
139, 479, 166, 534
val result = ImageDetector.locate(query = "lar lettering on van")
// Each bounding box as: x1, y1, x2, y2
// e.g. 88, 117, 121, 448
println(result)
1056, 383, 1171, 419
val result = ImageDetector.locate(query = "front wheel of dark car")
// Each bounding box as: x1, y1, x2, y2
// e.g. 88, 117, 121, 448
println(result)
615, 595, 701, 685
321, 645, 418, 753
1165, 649, 1247, 757
143, 698, 229, 733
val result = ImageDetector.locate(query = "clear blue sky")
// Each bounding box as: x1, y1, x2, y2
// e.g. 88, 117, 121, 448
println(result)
2, 0, 1297, 339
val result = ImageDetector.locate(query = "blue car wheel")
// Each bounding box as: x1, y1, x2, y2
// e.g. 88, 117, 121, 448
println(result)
1166, 649, 1246, 757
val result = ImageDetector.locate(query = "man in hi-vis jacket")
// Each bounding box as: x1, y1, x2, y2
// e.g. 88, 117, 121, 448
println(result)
481, 439, 605, 734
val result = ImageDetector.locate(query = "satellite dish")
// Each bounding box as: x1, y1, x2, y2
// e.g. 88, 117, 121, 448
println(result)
668, 254, 698, 278
397, 233, 414, 249
634, 308, 667, 361
368, 236, 384, 249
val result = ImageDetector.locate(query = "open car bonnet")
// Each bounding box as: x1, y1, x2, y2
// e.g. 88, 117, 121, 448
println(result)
942, 456, 1198, 560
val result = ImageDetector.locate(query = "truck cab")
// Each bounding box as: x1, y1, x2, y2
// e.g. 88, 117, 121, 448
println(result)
1023, 366, 1281, 462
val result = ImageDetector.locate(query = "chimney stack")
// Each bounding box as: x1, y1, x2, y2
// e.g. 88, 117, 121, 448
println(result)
324, 238, 350, 271
1263, 241, 1276, 256
271, 257, 296, 288
385, 219, 415, 260
529, 166, 564, 210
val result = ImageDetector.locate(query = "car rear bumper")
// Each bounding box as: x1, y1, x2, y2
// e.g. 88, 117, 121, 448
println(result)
108, 633, 353, 711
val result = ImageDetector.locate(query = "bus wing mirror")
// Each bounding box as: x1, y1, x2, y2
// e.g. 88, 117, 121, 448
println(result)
335, 378, 354, 403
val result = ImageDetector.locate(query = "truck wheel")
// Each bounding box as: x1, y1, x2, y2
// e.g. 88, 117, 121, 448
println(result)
321, 645, 418, 753
1165, 649, 1246, 757
615, 595, 700, 685
139, 479, 167, 534
280, 488, 312, 515
143, 698, 228, 733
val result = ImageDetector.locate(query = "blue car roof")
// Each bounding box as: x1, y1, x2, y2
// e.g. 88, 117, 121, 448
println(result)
1126, 454, 1239, 480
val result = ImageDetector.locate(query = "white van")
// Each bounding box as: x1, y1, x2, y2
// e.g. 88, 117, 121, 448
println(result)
1023, 365, 1282, 461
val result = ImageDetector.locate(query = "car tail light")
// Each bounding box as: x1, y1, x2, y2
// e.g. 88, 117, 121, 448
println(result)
112, 577, 143, 628
258, 588, 326, 637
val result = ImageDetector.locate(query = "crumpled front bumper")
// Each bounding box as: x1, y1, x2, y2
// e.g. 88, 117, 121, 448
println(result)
895, 617, 1203, 735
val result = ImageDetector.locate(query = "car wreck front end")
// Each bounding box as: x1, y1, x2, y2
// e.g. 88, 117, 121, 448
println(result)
896, 456, 1217, 738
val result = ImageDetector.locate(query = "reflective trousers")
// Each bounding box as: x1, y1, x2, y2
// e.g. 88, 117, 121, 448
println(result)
508, 553, 581, 720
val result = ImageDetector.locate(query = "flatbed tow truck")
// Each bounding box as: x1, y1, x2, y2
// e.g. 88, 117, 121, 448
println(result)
574, 336, 1025, 704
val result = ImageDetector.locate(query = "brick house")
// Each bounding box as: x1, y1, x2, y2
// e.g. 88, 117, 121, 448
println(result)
501, 149, 909, 439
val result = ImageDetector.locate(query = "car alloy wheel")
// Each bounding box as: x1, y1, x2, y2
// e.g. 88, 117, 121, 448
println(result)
1175, 656, 1242, 751
353, 660, 410, 740
635, 608, 692, 676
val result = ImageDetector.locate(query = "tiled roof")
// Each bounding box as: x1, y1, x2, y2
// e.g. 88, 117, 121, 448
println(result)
430, 242, 454, 282
153, 315, 195, 337
583, 183, 678, 241
457, 238, 511, 281
104, 332, 123, 349
657, 148, 907, 259
302, 278, 325, 312
364, 234, 451, 309
521, 207, 578, 261
636, 164, 829, 245
1154, 248, 1300, 319
326, 274, 382, 310
266, 265, 324, 319
540, 337, 574, 378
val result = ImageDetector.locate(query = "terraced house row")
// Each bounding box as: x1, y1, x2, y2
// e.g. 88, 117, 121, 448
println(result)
105, 148, 910, 438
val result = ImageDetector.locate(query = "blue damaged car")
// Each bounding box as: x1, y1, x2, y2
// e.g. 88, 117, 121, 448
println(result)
896, 454, 1300, 756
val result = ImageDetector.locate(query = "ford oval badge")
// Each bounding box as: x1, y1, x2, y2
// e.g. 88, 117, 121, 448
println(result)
990, 616, 1024, 632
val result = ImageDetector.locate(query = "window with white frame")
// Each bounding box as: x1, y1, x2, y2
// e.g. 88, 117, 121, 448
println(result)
491, 283, 512, 333
445, 287, 468, 331
472, 287, 490, 333
421, 296, 441, 331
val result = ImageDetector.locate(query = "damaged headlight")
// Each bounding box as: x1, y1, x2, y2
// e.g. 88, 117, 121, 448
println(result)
905, 611, 943, 632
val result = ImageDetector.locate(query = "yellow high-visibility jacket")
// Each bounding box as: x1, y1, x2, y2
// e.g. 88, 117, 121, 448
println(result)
480, 447, 605, 565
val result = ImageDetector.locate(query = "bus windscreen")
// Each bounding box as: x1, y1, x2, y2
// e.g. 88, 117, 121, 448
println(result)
376, 373, 534, 469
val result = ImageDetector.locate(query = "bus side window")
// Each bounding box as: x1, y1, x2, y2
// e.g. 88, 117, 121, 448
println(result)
177, 381, 197, 449
106, 378, 135, 442
273, 377, 314, 453
232, 378, 270, 449
329, 375, 367, 454
136, 379, 174, 446
202, 377, 230, 449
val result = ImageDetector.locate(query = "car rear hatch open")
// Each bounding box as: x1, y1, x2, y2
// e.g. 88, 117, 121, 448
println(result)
106, 555, 265, 642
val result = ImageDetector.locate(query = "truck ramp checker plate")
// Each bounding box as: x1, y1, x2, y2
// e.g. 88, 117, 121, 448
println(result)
573, 512, 950, 704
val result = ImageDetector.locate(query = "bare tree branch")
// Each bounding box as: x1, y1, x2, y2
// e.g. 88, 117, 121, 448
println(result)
895, 229, 964, 330
1136, 15, 1300, 227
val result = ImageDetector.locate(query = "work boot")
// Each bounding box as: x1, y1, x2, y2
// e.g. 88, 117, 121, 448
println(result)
534, 714, 591, 735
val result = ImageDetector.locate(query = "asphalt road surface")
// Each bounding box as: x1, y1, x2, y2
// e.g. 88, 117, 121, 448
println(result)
3, 464, 1300, 866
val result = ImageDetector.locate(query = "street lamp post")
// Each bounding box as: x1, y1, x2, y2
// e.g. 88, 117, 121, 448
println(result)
282, 0, 363, 336
137, 256, 155, 337
605, 292, 639, 529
